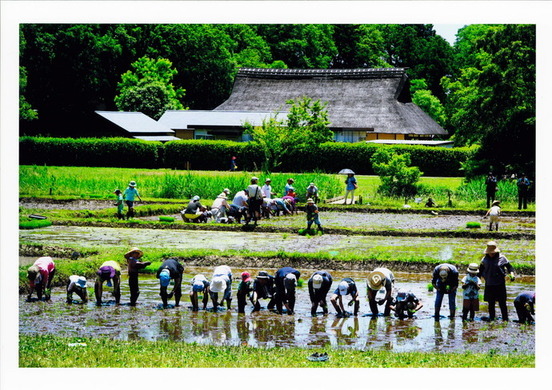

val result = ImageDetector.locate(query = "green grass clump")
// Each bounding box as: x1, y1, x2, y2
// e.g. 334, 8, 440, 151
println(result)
19, 334, 534, 368
466, 221, 482, 229
159, 216, 175, 222
19, 219, 53, 229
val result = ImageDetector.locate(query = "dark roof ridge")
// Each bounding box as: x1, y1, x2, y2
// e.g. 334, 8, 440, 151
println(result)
237, 67, 407, 79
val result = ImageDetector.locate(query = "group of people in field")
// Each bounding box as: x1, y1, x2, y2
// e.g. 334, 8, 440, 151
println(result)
179, 176, 323, 231
26, 241, 534, 324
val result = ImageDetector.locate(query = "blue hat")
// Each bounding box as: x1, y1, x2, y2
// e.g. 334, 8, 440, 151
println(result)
192, 281, 205, 292
159, 270, 171, 287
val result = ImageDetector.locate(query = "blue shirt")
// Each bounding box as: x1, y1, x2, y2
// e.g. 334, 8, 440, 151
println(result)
345, 176, 357, 191
124, 187, 140, 201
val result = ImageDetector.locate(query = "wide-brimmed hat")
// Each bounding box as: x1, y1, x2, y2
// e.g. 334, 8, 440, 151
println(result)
484, 241, 500, 254
312, 274, 323, 289
210, 276, 227, 293
467, 263, 479, 274
223, 188, 231, 194
27, 265, 39, 276
257, 271, 270, 279
492, 200, 501, 206
251, 177, 259, 182
338, 281, 349, 295
307, 198, 315, 204
367, 270, 386, 290
265, 178, 271, 183
309, 183, 315, 187
128, 181, 137, 187
241, 271, 252, 282
159, 269, 171, 287
125, 247, 143, 258
114, 189, 121, 194
192, 195, 200, 201
76, 276, 87, 288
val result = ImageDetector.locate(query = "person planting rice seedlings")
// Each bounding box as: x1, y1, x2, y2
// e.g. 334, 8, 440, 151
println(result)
181, 196, 208, 223
66, 275, 88, 304
306, 182, 319, 204
274, 267, 301, 315
305, 198, 323, 233
94, 260, 121, 306
237, 271, 254, 313
113, 189, 124, 219
330, 278, 360, 317
189, 274, 210, 311
124, 247, 151, 306
209, 265, 233, 310
485, 200, 501, 231
123, 181, 141, 219
250, 271, 276, 312
26, 256, 56, 301
308, 271, 332, 316
211, 192, 230, 222
479, 241, 515, 321
366, 268, 395, 316
156, 258, 184, 307
389, 290, 423, 319
432, 263, 459, 320
513, 291, 535, 324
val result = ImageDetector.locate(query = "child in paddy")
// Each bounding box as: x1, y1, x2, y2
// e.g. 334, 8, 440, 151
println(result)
305, 198, 323, 233
461, 263, 482, 321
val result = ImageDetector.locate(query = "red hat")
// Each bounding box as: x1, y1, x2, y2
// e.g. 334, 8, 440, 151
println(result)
241, 271, 251, 282
232, 156, 237, 160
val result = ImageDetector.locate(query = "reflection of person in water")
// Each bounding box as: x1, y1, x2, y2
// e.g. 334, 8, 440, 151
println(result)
159, 316, 182, 341
433, 318, 457, 348
236, 315, 252, 345
307, 317, 331, 348
331, 316, 360, 347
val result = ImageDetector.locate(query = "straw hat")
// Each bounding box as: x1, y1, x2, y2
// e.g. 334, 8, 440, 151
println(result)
367, 270, 386, 290
467, 263, 479, 274
492, 200, 500, 206
125, 247, 143, 258
307, 198, 315, 204
209, 276, 227, 293
484, 241, 500, 254
312, 274, 323, 289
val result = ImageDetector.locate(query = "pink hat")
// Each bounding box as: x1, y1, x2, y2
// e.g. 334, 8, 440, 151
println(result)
241, 271, 252, 282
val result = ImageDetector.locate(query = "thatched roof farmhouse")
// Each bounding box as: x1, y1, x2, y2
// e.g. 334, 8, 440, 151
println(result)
216, 67, 447, 142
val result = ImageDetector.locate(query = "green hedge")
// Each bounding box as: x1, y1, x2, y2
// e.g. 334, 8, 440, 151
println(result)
19, 137, 161, 168
20, 137, 473, 176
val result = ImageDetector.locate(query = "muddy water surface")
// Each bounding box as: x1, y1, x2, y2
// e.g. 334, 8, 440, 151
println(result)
20, 225, 536, 265
19, 268, 535, 354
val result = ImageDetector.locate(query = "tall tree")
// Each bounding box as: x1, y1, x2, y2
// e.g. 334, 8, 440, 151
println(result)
332, 25, 389, 68
114, 57, 186, 119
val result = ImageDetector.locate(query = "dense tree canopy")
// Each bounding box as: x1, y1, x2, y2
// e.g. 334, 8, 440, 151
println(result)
19, 23, 535, 176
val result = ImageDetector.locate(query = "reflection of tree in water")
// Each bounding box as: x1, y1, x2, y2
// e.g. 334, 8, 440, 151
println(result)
330, 317, 360, 347
307, 317, 331, 348
253, 315, 296, 348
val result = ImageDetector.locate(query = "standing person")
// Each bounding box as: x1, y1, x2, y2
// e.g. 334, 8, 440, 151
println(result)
246, 177, 263, 224
485, 172, 498, 208
26, 256, 56, 301
514, 291, 535, 324
461, 263, 482, 321
123, 181, 142, 219
211, 193, 230, 222
230, 156, 238, 171
306, 183, 319, 203
113, 189, 124, 220
432, 263, 459, 320
390, 290, 423, 319
251, 271, 276, 312
517, 173, 531, 210
237, 271, 254, 313
366, 268, 394, 316
344, 173, 357, 205
485, 200, 501, 231
189, 274, 210, 311
209, 265, 233, 310
124, 247, 151, 306
261, 178, 274, 199
156, 258, 184, 307
330, 278, 360, 317
478, 241, 515, 321
274, 267, 301, 314
66, 275, 88, 304
305, 198, 323, 233
94, 260, 121, 306
284, 178, 295, 196
308, 271, 333, 316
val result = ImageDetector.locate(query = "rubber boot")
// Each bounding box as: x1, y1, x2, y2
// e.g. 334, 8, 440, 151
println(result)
450, 309, 456, 319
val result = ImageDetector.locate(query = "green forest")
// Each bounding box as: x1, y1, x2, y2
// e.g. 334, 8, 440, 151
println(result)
19, 24, 535, 175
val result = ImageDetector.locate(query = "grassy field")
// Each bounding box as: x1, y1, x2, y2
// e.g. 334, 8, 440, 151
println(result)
19, 334, 533, 368
19, 165, 533, 210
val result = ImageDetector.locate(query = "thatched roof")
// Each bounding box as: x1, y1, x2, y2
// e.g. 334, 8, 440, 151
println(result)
215, 68, 447, 136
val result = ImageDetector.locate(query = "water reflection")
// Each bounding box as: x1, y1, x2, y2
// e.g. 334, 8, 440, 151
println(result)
19, 267, 535, 354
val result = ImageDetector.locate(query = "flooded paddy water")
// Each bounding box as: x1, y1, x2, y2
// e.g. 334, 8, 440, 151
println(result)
19, 267, 535, 354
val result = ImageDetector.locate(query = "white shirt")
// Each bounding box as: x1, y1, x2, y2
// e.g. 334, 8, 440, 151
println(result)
232, 191, 248, 207
261, 184, 272, 199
